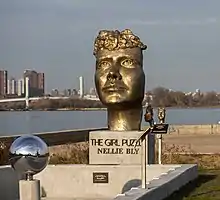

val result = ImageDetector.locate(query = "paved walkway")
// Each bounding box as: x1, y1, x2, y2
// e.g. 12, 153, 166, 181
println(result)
43, 199, 110, 200
164, 133, 220, 153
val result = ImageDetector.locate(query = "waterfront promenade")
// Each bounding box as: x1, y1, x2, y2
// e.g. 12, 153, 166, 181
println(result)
0, 124, 220, 154
164, 124, 220, 154
164, 133, 220, 153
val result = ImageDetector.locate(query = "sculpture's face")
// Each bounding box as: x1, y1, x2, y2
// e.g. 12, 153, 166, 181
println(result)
95, 47, 145, 107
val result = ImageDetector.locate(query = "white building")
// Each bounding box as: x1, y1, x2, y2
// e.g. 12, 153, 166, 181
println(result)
17, 78, 25, 96
7, 79, 11, 95
11, 79, 17, 94
196, 89, 201, 94
79, 76, 84, 98
89, 87, 97, 96
7, 78, 17, 95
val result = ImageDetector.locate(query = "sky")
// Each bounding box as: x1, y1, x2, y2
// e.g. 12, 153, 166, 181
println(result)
0, 0, 220, 93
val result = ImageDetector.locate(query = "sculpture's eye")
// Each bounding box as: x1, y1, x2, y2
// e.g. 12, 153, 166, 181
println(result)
121, 59, 134, 68
98, 61, 111, 69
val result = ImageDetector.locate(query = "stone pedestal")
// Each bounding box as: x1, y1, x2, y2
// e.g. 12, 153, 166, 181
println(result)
89, 131, 155, 165
19, 179, 40, 200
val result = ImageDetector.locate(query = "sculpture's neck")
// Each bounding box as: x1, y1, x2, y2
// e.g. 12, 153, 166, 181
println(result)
107, 107, 143, 131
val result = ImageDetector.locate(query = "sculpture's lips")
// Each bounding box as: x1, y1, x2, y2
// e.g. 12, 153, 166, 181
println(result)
103, 85, 127, 92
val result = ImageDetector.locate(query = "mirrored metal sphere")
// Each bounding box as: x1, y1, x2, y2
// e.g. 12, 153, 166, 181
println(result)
9, 135, 49, 180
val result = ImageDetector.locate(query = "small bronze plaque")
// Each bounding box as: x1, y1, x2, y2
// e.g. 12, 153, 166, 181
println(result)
93, 172, 109, 183
152, 124, 169, 134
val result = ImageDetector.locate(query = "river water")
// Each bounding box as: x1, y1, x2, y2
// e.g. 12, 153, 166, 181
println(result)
1, 108, 220, 136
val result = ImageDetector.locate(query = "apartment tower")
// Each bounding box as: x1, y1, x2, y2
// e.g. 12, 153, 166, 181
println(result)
23, 70, 45, 97
0, 70, 8, 96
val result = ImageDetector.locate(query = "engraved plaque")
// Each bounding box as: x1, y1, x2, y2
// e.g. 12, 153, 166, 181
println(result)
93, 172, 109, 183
152, 124, 169, 134
89, 131, 155, 165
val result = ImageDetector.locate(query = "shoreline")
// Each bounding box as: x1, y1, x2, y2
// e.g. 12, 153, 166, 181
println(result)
0, 107, 107, 112
1, 106, 220, 112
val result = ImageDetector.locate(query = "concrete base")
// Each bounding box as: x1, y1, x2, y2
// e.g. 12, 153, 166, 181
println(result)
89, 131, 155, 165
35, 164, 197, 199
19, 179, 40, 200
0, 164, 197, 200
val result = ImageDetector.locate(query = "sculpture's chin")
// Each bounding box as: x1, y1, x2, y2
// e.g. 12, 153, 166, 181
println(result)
103, 100, 142, 110
98, 91, 144, 109
100, 94, 127, 105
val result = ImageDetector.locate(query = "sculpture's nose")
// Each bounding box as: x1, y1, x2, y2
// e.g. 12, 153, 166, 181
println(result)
107, 70, 122, 82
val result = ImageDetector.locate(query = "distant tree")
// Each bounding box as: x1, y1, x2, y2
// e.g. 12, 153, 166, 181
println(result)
200, 91, 219, 106
151, 87, 170, 107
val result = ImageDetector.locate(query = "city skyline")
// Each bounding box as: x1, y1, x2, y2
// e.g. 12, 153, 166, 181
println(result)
2, 69, 218, 95
0, 69, 94, 98
0, 69, 45, 97
2, 69, 84, 94
1, 0, 220, 92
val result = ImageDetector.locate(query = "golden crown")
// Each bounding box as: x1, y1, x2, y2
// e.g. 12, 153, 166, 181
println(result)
93, 29, 147, 56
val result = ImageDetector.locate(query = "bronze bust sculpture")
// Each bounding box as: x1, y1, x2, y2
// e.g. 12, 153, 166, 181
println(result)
93, 29, 147, 131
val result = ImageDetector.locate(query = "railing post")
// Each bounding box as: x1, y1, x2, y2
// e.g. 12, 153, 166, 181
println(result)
141, 135, 147, 189
135, 128, 152, 189
157, 134, 162, 164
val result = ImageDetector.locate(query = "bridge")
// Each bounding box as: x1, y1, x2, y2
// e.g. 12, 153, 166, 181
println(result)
0, 96, 72, 109
0, 77, 99, 108
0, 96, 70, 103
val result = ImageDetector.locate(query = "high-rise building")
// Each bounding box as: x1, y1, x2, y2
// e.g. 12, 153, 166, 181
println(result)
7, 77, 17, 95
7, 79, 11, 95
37, 72, 45, 95
0, 70, 8, 96
23, 70, 45, 97
24, 70, 38, 88
17, 78, 25, 96
11, 79, 17, 95
79, 76, 84, 98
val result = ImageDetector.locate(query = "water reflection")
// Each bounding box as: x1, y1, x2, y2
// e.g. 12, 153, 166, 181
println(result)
1, 109, 220, 136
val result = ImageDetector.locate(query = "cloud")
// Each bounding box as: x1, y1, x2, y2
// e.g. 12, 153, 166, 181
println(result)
127, 18, 218, 26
